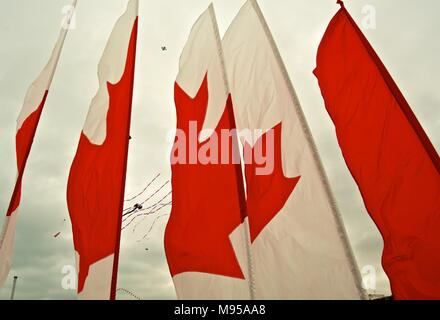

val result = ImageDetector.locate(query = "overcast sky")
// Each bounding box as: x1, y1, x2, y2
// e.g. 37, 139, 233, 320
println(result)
0, 0, 438, 299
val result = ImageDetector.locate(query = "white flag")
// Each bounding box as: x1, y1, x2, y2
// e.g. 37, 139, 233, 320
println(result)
67, 0, 138, 300
164, 4, 252, 299
0, 0, 77, 289
222, 0, 365, 299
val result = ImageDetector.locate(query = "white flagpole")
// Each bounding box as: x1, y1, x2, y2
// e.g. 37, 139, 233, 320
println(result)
249, 0, 367, 299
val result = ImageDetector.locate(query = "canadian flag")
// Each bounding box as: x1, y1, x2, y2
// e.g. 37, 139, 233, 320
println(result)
66, 0, 138, 300
222, 0, 365, 299
314, 2, 440, 299
0, 0, 77, 288
164, 5, 252, 299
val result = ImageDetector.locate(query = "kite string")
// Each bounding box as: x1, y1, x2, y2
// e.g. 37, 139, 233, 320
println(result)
140, 213, 170, 241
116, 288, 143, 300
124, 173, 161, 202
122, 198, 171, 230
122, 188, 171, 222
140, 180, 170, 205
131, 200, 171, 232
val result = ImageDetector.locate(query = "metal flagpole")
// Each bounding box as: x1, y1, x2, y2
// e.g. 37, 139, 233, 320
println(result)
10, 276, 18, 300
249, 0, 367, 299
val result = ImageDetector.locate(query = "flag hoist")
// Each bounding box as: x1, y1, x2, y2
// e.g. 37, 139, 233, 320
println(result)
0, 0, 78, 289
66, 0, 138, 300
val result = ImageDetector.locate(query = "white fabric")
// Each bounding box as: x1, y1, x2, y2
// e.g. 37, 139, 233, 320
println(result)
176, 4, 229, 142
82, 0, 138, 145
76, 252, 114, 300
172, 219, 252, 300
17, 0, 77, 131
222, 0, 364, 299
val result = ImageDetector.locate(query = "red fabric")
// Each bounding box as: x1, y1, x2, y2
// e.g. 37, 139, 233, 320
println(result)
66, 19, 137, 295
6, 91, 48, 217
314, 8, 440, 299
244, 123, 300, 243
164, 75, 246, 279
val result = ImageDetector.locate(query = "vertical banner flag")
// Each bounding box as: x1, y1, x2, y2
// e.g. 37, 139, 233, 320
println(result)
67, 0, 138, 300
164, 5, 252, 299
0, 0, 77, 288
222, 0, 365, 299
314, 1, 440, 299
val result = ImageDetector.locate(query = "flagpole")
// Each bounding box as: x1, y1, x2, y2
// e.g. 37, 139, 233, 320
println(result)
208, 4, 256, 300
249, 0, 367, 299
10, 276, 18, 300
109, 2, 139, 301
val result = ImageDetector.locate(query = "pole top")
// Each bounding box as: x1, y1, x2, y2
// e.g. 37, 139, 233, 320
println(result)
13, 276, 18, 279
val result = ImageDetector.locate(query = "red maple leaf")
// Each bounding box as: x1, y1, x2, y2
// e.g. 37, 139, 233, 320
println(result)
165, 76, 301, 278
244, 123, 301, 243
164, 74, 247, 279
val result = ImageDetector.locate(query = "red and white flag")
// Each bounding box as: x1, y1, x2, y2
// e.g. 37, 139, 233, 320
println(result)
314, 2, 440, 299
164, 5, 252, 299
222, 0, 365, 299
66, 0, 138, 300
0, 0, 77, 288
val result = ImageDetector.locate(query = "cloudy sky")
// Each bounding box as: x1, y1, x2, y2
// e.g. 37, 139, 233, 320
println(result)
0, 0, 438, 299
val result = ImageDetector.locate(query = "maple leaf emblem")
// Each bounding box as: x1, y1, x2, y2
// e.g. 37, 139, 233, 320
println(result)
165, 74, 246, 279
244, 122, 301, 243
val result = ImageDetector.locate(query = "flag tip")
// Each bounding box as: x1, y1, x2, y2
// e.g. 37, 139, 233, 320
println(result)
337, 0, 345, 7
207, 3, 215, 15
